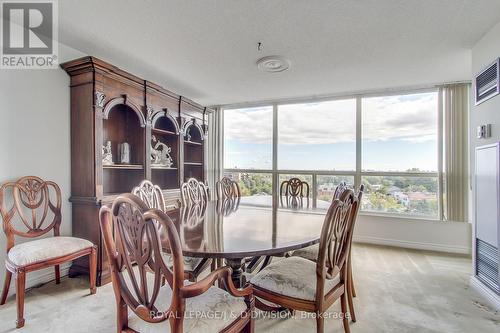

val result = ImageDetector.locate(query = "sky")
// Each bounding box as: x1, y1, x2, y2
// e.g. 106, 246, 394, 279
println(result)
223, 92, 438, 172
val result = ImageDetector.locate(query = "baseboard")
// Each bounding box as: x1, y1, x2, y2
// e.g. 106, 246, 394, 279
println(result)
470, 276, 500, 311
7, 263, 71, 296
353, 235, 471, 254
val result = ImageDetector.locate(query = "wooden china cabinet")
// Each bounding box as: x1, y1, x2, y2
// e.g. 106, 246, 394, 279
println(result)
61, 57, 210, 285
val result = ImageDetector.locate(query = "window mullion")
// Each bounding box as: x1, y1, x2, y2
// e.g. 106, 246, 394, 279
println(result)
355, 96, 362, 189
272, 103, 279, 208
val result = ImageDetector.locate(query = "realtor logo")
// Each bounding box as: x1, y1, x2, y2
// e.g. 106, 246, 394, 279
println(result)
1, 0, 58, 69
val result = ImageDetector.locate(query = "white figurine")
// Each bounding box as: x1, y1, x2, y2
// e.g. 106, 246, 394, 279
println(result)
120, 142, 131, 164
151, 135, 174, 167
102, 141, 113, 165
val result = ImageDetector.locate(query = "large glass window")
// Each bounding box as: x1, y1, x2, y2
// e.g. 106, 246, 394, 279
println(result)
361, 176, 438, 217
224, 171, 272, 197
317, 175, 356, 202
278, 100, 356, 171
223, 89, 443, 219
224, 106, 273, 170
362, 92, 438, 172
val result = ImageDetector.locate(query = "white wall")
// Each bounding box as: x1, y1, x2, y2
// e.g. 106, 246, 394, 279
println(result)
354, 214, 471, 254
0, 43, 85, 294
469, 20, 500, 309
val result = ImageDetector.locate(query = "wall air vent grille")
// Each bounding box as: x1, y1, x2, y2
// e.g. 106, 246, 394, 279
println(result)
476, 238, 499, 294
475, 58, 500, 105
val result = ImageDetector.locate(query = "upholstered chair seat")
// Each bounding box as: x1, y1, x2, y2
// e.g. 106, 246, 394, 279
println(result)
250, 256, 340, 301
128, 279, 247, 333
291, 243, 319, 262
8, 236, 93, 267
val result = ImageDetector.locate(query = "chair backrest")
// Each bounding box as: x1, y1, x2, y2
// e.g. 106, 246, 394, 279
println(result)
280, 178, 310, 198
132, 180, 166, 212
180, 178, 209, 206
216, 177, 241, 200
0, 176, 62, 251
348, 184, 364, 241
99, 193, 185, 324
332, 181, 348, 200
315, 189, 358, 303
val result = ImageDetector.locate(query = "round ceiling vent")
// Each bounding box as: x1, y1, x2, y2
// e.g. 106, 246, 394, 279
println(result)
256, 56, 291, 73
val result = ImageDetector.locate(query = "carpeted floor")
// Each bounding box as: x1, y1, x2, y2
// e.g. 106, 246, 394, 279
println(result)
0, 244, 498, 332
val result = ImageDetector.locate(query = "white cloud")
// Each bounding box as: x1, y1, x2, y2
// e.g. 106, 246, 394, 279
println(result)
224, 92, 438, 145
224, 106, 273, 144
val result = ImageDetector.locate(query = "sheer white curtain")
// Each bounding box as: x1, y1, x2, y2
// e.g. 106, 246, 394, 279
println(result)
207, 108, 223, 198
440, 84, 470, 222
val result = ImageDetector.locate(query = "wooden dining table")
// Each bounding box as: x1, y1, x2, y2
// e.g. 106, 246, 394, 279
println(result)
166, 196, 327, 287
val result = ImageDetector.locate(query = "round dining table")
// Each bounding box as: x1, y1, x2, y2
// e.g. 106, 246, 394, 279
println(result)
166, 196, 327, 287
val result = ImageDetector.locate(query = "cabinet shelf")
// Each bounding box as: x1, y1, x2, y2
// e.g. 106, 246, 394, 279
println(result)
151, 166, 178, 170
152, 128, 177, 136
184, 140, 203, 146
103, 164, 143, 170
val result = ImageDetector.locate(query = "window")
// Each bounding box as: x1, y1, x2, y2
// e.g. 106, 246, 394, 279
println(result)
223, 89, 444, 219
361, 92, 439, 217
361, 176, 438, 217
316, 175, 355, 202
278, 100, 356, 171
362, 93, 438, 172
224, 106, 272, 170
224, 171, 272, 197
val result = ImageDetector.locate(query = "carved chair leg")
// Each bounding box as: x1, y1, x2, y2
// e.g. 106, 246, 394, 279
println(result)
348, 261, 356, 298
243, 316, 254, 333
315, 313, 324, 333
346, 284, 356, 322
55, 265, 61, 284
15, 270, 26, 328
116, 296, 128, 333
89, 246, 97, 294
346, 259, 356, 322
1, 269, 12, 305
340, 293, 351, 333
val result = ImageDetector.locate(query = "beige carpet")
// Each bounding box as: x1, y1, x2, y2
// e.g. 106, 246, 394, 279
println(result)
0, 244, 498, 332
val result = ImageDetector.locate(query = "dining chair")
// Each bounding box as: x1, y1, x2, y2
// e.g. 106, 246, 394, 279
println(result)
99, 193, 254, 333
250, 190, 358, 333
216, 177, 241, 217
0, 176, 97, 328
216, 177, 241, 200
132, 180, 211, 282
293, 183, 364, 322
214, 177, 267, 274
293, 182, 348, 261
180, 178, 209, 206
279, 177, 310, 207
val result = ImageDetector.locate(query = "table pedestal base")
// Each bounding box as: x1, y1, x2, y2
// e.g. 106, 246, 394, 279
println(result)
225, 258, 246, 288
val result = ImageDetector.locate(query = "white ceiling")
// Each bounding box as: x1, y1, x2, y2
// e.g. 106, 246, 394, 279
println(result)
59, 0, 500, 106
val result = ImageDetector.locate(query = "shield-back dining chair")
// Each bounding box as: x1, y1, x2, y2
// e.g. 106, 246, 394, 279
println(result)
293, 183, 364, 322
215, 176, 241, 216
0, 176, 97, 328
132, 180, 211, 282
99, 193, 254, 333
180, 178, 209, 207
279, 177, 310, 208
250, 189, 359, 333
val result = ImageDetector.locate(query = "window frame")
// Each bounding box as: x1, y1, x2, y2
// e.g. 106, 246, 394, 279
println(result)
222, 87, 443, 220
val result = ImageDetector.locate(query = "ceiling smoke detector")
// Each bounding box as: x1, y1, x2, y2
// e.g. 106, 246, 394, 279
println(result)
257, 56, 291, 73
